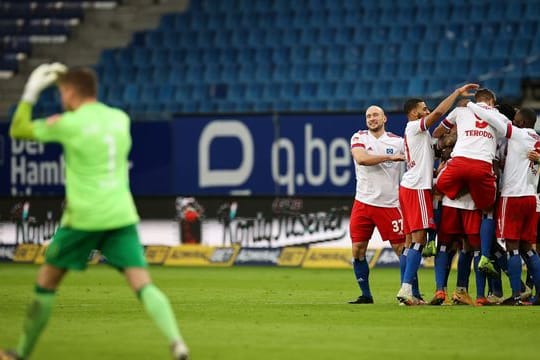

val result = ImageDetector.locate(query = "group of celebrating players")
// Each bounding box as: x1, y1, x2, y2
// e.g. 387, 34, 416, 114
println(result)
348, 84, 540, 306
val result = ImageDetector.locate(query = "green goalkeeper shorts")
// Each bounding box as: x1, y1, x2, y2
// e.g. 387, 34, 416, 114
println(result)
45, 224, 147, 271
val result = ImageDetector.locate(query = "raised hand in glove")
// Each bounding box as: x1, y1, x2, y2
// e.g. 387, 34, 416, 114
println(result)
22, 62, 67, 104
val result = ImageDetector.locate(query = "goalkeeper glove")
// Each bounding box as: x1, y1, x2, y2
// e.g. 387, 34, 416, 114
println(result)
422, 239, 437, 258
22, 62, 67, 104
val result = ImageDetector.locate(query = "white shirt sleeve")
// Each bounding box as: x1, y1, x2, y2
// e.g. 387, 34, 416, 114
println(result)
466, 102, 510, 137
441, 108, 457, 129
351, 133, 365, 149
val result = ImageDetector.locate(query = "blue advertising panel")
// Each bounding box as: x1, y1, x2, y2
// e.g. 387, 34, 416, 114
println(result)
0, 112, 408, 196
0, 121, 173, 196
171, 113, 407, 196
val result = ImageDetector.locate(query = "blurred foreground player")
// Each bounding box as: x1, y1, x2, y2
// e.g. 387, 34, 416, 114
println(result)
348, 105, 406, 304
0, 64, 189, 360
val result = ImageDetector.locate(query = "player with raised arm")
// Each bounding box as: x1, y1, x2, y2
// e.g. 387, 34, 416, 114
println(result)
467, 103, 540, 305
433, 89, 500, 278
348, 105, 406, 304
396, 83, 478, 305
0, 64, 189, 360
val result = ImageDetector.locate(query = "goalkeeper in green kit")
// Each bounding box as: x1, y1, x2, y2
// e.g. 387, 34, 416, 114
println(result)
0, 64, 189, 360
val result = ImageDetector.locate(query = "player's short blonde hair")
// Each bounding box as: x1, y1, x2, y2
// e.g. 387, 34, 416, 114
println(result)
58, 67, 97, 99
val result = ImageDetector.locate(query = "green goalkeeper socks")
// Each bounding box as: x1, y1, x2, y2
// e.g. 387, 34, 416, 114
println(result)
16, 285, 56, 358
138, 284, 184, 344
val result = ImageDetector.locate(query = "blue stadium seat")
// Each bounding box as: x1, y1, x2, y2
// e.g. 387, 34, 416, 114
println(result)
291, 46, 309, 63
424, 25, 444, 43
486, 2, 504, 21
150, 49, 170, 67
406, 25, 426, 42
499, 23, 518, 40
426, 79, 446, 94
139, 85, 158, 104
272, 64, 290, 82
281, 28, 300, 46
280, 83, 298, 99
307, 64, 324, 81
245, 83, 263, 101
525, 2, 540, 21
500, 77, 522, 98
228, 84, 246, 101
435, 41, 454, 60
362, 44, 382, 62
324, 63, 344, 80
254, 47, 274, 65
492, 40, 511, 59
325, 45, 345, 64
158, 85, 176, 105
454, 42, 472, 60
185, 64, 204, 83
343, 63, 361, 80
389, 80, 407, 98
133, 48, 152, 68
418, 42, 436, 60
335, 82, 353, 100
169, 65, 187, 83
307, 47, 325, 62
317, 82, 336, 99
397, 62, 416, 78
255, 63, 273, 82
388, 26, 407, 43
370, 26, 389, 43
381, 44, 399, 60
291, 64, 307, 81
335, 27, 354, 45
201, 48, 220, 64
299, 83, 317, 101
214, 29, 233, 47
525, 60, 540, 77
204, 65, 222, 82
263, 83, 280, 99
380, 62, 397, 79
398, 44, 414, 60
361, 62, 380, 80
407, 78, 426, 96
346, 46, 363, 63
221, 64, 240, 83
472, 40, 493, 59
511, 39, 530, 58
481, 78, 501, 92
518, 21, 538, 39
300, 28, 317, 45
352, 82, 369, 98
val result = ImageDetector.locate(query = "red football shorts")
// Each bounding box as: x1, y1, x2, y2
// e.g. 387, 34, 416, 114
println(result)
497, 196, 538, 244
349, 200, 405, 244
436, 156, 496, 211
438, 205, 482, 247
399, 186, 436, 234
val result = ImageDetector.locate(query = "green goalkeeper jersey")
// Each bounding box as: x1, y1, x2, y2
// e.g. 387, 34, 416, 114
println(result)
31, 101, 139, 230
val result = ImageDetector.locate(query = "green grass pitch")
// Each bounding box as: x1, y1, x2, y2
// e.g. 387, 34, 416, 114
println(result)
1, 264, 539, 360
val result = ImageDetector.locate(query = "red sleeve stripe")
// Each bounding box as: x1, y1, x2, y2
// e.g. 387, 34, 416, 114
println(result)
420, 117, 427, 132
351, 143, 365, 149
506, 123, 513, 139
442, 119, 454, 129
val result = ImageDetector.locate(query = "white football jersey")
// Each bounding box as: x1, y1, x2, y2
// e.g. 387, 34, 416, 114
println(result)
442, 103, 499, 163
351, 130, 404, 207
501, 126, 540, 197
442, 193, 477, 210
401, 118, 434, 190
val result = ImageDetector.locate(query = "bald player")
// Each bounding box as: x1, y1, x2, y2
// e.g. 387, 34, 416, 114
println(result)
348, 105, 406, 304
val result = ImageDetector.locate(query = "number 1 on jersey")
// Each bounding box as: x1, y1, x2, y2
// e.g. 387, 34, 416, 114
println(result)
103, 135, 117, 174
